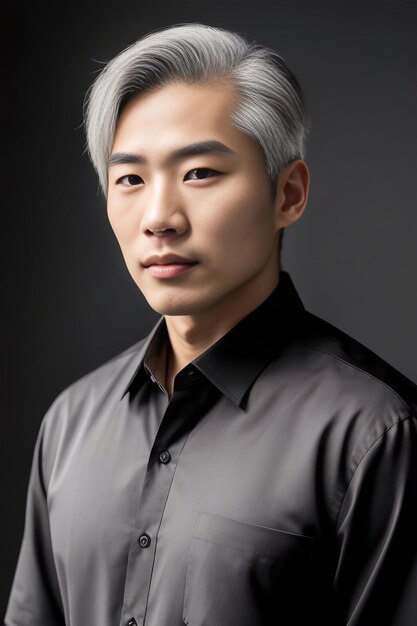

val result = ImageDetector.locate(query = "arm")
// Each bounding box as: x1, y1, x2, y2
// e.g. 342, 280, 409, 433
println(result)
334, 415, 417, 625
5, 419, 65, 626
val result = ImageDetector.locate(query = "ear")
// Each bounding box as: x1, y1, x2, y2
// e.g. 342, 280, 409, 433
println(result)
273, 160, 309, 229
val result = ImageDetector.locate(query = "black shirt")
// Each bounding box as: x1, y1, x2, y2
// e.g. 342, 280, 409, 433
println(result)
6, 273, 417, 625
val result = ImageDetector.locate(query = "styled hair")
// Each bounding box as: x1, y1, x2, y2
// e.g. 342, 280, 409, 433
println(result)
84, 23, 308, 196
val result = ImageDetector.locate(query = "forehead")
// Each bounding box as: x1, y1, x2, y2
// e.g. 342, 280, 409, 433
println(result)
112, 81, 240, 151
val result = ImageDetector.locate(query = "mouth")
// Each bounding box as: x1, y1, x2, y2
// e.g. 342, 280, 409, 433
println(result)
142, 255, 199, 279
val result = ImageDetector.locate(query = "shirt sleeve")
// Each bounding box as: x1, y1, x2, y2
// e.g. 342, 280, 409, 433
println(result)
334, 415, 417, 625
5, 418, 65, 626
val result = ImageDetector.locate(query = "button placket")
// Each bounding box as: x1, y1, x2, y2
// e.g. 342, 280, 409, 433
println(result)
121, 388, 205, 625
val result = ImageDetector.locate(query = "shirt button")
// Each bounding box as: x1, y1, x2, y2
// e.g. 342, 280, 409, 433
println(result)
127, 619, 137, 626
159, 450, 171, 464
138, 533, 151, 548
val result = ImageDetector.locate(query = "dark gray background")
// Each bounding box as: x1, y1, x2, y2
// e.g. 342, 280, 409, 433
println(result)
2, 0, 416, 615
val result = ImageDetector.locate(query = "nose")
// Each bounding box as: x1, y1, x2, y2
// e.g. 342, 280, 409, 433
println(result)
141, 177, 188, 239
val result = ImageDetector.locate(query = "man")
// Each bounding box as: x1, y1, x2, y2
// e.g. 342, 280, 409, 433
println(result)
6, 23, 417, 626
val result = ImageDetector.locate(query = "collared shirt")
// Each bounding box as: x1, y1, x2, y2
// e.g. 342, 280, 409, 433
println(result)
6, 273, 417, 626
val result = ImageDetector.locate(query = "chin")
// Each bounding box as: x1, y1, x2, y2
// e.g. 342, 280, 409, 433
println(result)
141, 290, 206, 317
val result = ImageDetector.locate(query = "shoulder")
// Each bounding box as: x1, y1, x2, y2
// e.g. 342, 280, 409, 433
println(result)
54, 337, 146, 406
39, 337, 147, 451
272, 312, 417, 512
290, 312, 417, 470
299, 311, 417, 414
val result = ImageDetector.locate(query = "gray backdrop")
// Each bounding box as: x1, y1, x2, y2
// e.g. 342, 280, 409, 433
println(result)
2, 0, 416, 615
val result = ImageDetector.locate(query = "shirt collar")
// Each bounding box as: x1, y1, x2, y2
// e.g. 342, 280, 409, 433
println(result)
121, 272, 305, 405
193, 272, 305, 405
120, 317, 166, 400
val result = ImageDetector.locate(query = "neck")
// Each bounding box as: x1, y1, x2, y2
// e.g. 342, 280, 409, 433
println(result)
164, 275, 280, 394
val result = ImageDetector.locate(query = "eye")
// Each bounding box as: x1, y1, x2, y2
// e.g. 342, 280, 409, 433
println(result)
184, 168, 219, 181
116, 174, 143, 186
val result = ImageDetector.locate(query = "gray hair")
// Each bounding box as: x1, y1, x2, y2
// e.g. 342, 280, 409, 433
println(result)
84, 23, 308, 195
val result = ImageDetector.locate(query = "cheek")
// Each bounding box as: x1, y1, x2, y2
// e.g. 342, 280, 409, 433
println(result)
107, 200, 139, 247
197, 186, 275, 256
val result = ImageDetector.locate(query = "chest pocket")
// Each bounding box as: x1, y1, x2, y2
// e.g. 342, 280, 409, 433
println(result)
183, 512, 315, 626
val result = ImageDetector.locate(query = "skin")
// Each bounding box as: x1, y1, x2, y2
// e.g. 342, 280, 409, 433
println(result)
107, 81, 309, 394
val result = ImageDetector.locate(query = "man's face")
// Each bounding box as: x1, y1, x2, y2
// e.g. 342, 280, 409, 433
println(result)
108, 81, 285, 318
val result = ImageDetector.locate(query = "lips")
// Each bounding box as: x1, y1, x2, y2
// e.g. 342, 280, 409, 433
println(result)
142, 254, 198, 279
142, 254, 197, 268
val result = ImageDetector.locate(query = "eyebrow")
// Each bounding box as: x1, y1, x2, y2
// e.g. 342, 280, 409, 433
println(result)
108, 140, 237, 168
